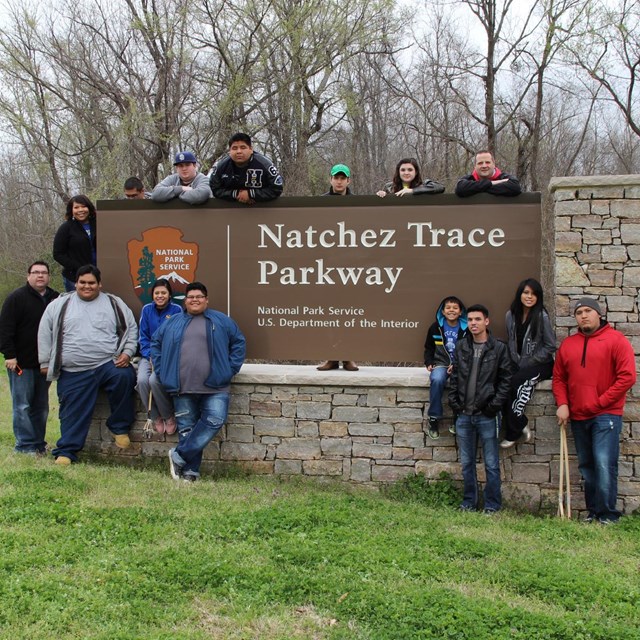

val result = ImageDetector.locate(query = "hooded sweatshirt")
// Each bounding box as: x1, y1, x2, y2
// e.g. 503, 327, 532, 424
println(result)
423, 297, 468, 367
552, 321, 636, 420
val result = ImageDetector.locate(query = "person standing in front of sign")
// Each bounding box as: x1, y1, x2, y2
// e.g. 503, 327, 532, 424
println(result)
448, 305, 512, 513
209, 132, 283, 205
151, 151, 212, 205
423, 296, 467, 439
376, 158, 445, 197
455, 151, 521, 197
53, 194, 98, 292
553, 298, 636, 524
151, 282, 246, 482
317, 164, 359, 372
0, 261, 59, 455
137, 279, 183, 435
500, 278, 556, 448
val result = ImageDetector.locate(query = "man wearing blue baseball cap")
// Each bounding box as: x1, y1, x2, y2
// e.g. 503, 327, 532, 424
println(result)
152, 151, 212, 205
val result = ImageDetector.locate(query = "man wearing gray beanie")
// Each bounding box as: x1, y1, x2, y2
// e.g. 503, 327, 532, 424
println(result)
552, 298, 636, 523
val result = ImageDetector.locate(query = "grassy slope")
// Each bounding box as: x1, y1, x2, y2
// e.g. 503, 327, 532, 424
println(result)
0, 363, 639, 639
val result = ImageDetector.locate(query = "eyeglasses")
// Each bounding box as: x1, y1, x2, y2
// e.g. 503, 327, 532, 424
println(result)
29, 270, 49, 275
185, 295, 206, 300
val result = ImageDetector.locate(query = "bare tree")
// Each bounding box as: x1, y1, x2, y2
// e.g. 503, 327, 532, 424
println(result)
563, 0, 640, 139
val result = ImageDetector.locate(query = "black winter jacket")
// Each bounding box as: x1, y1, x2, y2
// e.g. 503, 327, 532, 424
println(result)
423, 297, 468, 367
53, 218, 97, 281
454, 171, 521, 197
381, 179, 445, 195
209, 152, 283, 202
322, 187, 353, 196
0, 284, 59, 368
448, 333, 512, 417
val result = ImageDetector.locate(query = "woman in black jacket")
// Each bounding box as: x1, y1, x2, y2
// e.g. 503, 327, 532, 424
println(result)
500, 278, 556, 448
53, 195, 97, 292
376, 157, 445, 197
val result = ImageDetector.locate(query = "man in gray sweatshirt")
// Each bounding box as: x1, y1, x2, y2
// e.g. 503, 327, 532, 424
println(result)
151, 151, 212, 205
38, 265, 138, 465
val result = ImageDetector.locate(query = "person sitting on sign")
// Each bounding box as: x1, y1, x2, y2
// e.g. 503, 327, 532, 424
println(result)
455, 151, 521, 197
209, 132, 283, 205
376, 158, 445, 197
152, 151, 211, 205
317, 163, 358, 372
124, 176, 151, 200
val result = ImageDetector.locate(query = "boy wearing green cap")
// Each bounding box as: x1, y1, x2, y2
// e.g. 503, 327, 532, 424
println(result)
317, 164, 358, 371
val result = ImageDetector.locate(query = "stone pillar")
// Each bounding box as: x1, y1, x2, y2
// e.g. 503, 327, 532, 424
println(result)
550, 175, 640, 514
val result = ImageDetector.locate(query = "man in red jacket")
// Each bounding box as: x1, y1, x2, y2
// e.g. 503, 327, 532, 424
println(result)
553, 298, 636, 524
454, 151, 521, 197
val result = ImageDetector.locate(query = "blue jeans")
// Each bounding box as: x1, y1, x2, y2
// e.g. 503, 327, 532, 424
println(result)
63, 276, 76, 292
53, 361, 136, 461
171, 392, 229, 478
8, 368, 50, 453
571, 414, 622, 522
428, 366, 449, 418
456, 414, 501, 511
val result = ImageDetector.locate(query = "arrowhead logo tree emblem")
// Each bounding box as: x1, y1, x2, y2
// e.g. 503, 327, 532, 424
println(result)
127, 227, 199, 304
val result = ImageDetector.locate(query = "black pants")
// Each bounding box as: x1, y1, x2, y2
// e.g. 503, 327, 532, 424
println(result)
502, 360, 553, 442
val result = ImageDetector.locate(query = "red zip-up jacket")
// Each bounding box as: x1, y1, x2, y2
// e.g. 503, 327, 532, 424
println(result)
552, 322, 636, 420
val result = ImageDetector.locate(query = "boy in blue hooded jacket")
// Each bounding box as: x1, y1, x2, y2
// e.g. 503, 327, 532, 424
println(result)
423, 296, 468, 439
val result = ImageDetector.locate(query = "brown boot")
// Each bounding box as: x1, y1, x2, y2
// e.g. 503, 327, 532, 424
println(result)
317, 360, 339, 371
342, 361, 359, 371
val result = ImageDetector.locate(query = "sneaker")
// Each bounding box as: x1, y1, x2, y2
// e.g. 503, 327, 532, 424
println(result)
459, 504, 476, 512
182, 474, 198, 483
483, 508, 499, 515
500, 439, 516, 449
583, 513, 596, 524
164, 416, 177, 435
153, 418, 165, 434
522, 426, 532, 442
427, 417, 440, 440
168, 448, 183, 480
113, 434, 131, 449
449, 415, 458, 435
598, 517, 618, 525
55, 456, 72, 466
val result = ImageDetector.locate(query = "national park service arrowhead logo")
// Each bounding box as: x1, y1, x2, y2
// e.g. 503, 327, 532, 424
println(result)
127, 227, 199, 304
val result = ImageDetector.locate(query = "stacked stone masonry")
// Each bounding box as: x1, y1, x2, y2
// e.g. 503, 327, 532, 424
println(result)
85, 175, 640, 514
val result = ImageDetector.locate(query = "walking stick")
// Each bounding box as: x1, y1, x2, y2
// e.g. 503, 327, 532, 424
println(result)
561, 424, 572, 518
142, 372, 155, 440
558, 424, 565, 518
557, 423, 572, 519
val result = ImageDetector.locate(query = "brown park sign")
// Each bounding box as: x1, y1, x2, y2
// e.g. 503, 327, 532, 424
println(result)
98, 194, 541, 362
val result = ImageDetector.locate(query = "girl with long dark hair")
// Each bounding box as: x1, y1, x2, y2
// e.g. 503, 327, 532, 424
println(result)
501, 278, 556, 448
376, 158, 444, 197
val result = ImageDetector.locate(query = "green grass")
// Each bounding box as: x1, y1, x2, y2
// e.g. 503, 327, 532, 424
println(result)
0, 365, 639, 639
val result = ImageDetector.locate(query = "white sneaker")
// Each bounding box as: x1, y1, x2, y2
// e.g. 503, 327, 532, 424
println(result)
500, 439, 515, 449
522, 426, 532, 442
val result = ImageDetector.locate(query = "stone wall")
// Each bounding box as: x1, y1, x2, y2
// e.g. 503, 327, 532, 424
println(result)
84, 175, 640, 515
549, 175, 640, 514
86, 363, 637, 515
